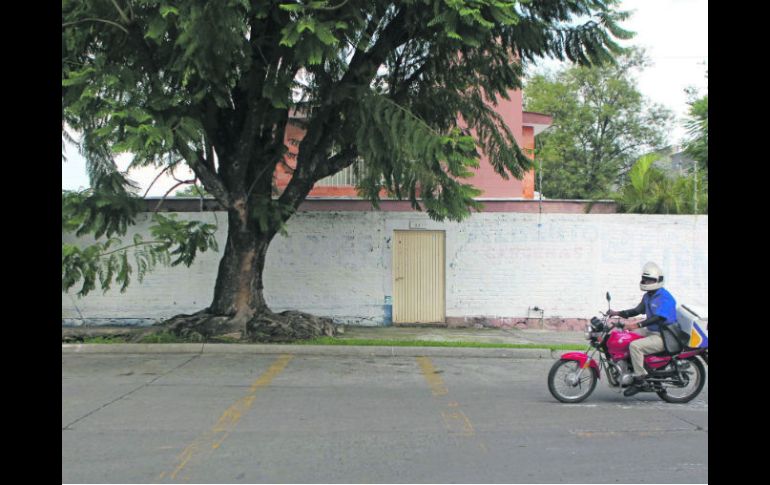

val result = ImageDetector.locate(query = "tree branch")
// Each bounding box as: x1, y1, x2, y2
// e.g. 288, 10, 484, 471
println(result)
153, 178, 197, 212
142, 162, 180, 198
246, 163, 276, 198
343, 8, 410, 86
99, 240, 168, 258
174, 139, 233, 208
62, 18, 129, 34
314, 147, 358, 180
297, 8, 413, 182
110, 0, 131, 24
312, 0, 350, 11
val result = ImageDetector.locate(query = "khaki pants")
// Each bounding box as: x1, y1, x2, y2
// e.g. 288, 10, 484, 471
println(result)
629, 329, 664, 376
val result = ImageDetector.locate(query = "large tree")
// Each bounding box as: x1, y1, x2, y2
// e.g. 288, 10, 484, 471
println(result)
63, 0, 631, 341
523, 49, 673, 199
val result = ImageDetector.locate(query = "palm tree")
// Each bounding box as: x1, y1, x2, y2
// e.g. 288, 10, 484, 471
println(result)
614, 154, 706, 214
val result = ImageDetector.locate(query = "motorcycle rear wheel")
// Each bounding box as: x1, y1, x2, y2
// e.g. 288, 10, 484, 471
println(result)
656, 357, 706, 403
548, 359, 598, 403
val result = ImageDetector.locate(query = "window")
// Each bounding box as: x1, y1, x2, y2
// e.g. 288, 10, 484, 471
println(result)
315, 158, 365, 187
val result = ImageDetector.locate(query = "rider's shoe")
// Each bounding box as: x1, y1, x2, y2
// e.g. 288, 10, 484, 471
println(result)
623, 376, 647, 397
623, 385, 641, 396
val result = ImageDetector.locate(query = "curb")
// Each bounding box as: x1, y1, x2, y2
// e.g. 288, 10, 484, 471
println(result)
62, 343, 559, 359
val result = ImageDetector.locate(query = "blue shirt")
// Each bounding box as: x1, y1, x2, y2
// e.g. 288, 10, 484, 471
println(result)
642, 288, 677, 332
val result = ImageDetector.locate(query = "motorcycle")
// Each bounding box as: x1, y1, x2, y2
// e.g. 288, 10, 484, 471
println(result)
547, 292, 708, 404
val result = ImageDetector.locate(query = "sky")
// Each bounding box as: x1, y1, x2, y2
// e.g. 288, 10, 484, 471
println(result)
61, 0, 708, 196
613, 0, 708, 143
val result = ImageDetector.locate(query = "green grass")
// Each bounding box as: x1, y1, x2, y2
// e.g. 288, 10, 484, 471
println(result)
137, 331, 191, 344
78, 336, 130, 344
135, 331, 241, 343
292, 337, 586, 351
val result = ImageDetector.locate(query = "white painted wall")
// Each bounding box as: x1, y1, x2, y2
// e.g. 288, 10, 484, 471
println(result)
62, 211, 708, 326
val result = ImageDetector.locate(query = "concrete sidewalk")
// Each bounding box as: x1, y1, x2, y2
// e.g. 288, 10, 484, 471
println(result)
61, 325, 588, 358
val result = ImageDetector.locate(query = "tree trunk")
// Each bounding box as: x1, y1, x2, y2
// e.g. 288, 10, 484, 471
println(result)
160, 200, 337, 342
209, 204, 272, 325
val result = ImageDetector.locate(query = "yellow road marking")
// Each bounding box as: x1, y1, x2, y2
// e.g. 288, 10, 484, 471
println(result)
162, 354, 293, 481
416, 356, 484, 449
416, 356, 448, 396
441, 410, 475, 436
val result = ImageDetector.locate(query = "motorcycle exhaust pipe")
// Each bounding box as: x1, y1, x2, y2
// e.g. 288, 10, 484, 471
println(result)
643, 376, 678, 383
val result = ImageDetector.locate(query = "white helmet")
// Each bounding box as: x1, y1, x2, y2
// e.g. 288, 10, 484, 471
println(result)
640, 262, 664, 291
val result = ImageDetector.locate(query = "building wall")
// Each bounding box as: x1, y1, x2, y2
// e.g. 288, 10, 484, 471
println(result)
520, 125, 536, 199
465, 90, 532, 198
275, 89, 539, 199
62, 209, 708, 329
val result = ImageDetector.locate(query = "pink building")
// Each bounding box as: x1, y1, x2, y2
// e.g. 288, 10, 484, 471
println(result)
275, 90, 552, 199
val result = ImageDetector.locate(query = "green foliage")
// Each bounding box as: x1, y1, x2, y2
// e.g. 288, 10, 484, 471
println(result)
62, 189, 143, 239
683, 83, 708, 173
250, 198, 296, 236
150, 214, 220, 266
62, 140, 221, 295
78, 335, 130, 344
352, 94, 483, 221
174, 184, 211, 197
613, 154, 707, 214
524, 49, 673, 199
137, 331, 192, 343
63, 202, 219, 296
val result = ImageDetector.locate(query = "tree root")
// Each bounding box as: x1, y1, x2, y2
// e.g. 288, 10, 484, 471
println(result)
154, 310, 239, 342
62, 310, 339, 343
248, 310, 337, 342
157, 309, 338, 343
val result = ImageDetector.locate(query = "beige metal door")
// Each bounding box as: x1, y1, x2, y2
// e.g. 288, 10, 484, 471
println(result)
393, 230, 445, 324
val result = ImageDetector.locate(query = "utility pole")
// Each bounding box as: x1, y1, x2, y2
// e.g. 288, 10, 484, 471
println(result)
693, 158, 698, 213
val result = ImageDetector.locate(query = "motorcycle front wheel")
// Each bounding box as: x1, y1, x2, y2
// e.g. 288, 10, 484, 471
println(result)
548, 359, 598, 403
656, 357, 706, 404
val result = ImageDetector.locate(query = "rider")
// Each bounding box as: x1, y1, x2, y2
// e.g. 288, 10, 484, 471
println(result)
608, 262, 678, 397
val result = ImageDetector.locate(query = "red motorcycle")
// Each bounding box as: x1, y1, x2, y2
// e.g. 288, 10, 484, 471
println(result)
547, 293, 708, 404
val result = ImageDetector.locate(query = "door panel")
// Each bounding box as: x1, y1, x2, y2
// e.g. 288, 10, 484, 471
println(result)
393, 230, 445, 324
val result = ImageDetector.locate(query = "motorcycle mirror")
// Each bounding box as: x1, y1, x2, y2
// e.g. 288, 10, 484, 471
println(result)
606, 292, 611, 302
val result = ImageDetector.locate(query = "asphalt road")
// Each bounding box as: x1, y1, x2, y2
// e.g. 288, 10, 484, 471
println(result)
62, 352, 708, 483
